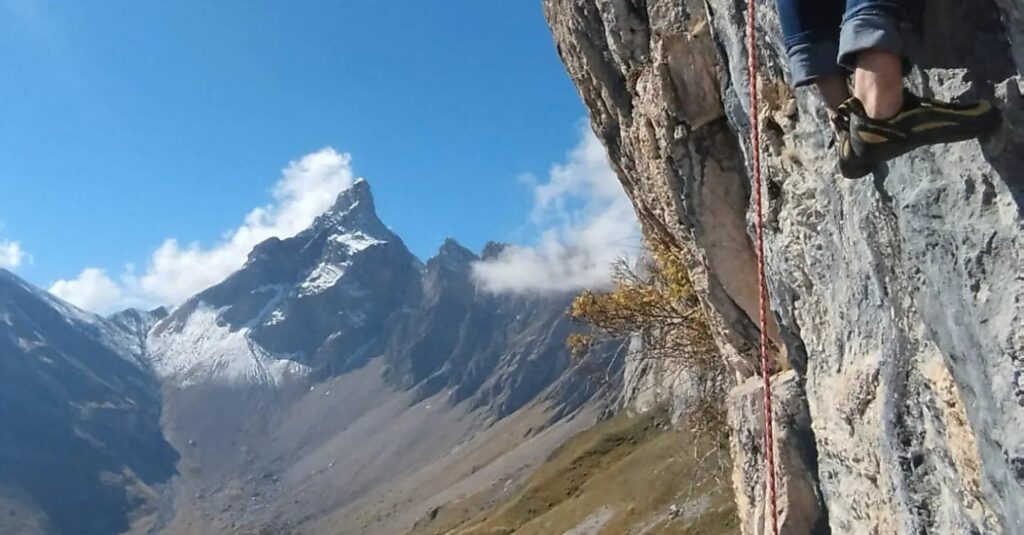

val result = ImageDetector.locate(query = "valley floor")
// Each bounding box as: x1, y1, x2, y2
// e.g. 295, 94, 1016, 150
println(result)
403, 408, 737, 535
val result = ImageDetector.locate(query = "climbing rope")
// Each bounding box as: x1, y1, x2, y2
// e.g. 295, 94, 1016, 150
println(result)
745, 1, 780, 535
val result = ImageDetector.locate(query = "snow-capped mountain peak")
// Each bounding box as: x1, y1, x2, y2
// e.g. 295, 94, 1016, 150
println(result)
310, 178, 388, 237
147, 179, 420, 386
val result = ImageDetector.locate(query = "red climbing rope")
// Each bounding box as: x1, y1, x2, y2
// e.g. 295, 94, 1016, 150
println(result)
746, 1, 780, 535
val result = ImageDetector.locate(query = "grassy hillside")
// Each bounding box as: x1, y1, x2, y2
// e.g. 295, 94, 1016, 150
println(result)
406, 408, 738, 535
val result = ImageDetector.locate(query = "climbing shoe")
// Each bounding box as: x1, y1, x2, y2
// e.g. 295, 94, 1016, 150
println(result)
831, 103, 878, 179
846, 91, 1001, 171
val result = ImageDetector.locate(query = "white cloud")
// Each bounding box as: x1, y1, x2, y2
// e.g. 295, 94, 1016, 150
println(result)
130, 147, 355, 305
49, 268, 123, 313
51, 147, 356, 313
473, 126, 640, 293
0, 240, 25, 269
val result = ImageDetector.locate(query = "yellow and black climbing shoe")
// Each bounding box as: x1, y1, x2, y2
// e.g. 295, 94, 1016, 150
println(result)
832, 103, 878, 179
847, 91, 1001, 171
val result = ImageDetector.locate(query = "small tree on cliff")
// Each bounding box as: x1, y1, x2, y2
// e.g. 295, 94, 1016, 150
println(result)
567, 240, 730, 444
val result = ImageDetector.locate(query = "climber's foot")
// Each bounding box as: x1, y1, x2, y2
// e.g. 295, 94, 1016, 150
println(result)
847, 91, 1001, 168
832, 103, 878, 179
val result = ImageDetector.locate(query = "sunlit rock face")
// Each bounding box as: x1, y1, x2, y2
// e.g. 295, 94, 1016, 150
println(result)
544, 0, 1023, 533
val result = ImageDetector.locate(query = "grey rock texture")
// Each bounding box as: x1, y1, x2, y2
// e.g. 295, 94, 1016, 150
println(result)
544, 0, 1023, 533
729, 371, 827, 535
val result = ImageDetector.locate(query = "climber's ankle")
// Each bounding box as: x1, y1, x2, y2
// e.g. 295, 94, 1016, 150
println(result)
816, 75, 851, 111
853, 49, 904, 119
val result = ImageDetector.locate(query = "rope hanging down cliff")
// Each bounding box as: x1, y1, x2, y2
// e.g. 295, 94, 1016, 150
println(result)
745, 3, 781, 535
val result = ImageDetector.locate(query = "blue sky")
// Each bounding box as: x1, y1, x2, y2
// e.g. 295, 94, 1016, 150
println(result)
1, 1, 638, 312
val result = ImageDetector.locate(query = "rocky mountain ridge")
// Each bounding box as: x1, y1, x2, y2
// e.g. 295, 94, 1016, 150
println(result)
0, 179, 614, 535
149, 181, 610, 534
0, 270, 177, 535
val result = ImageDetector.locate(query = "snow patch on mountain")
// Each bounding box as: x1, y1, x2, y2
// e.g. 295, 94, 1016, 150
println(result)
148, 303, 309, 386
296, 232, 385, 298
266, 309, 287, 326
298, 262, 351, 297
330, 231, 385, 253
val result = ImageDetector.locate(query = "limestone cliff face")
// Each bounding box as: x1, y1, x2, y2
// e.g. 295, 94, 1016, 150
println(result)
544, 1, 1024, 533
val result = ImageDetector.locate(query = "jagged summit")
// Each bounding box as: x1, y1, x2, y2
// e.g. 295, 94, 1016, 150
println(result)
305, 179, 409, 272
480, 241, 509, 260
428, 238, 478, 270
438, 237, 472, 254
149, 175, 421, 385
108, 306, 169, 354
330, 177, 371, 210
241, 179, 392, 271
108, 305, 169, 323
312, 178, 387, 235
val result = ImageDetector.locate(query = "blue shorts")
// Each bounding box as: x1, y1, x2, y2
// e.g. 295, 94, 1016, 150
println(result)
775, 0, 906, 87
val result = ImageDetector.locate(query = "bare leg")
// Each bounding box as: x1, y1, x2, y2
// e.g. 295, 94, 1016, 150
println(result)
816, 75, 851, 110
852, 49, 904, 119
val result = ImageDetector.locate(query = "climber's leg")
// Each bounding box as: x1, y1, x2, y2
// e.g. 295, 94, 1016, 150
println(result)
816, 75, 852, 111
776, 0, 849, 108
852, 49, 903, 119
775, 0, 877, 177
775, 0, 884, 177
837, 0, 905, 119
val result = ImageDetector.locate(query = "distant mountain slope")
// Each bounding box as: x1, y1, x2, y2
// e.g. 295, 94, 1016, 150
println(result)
407, 408, 736, 535
144, 180, 616, 534
0, 179, 620, 535
383, 238, 589, 417
0, 270, 177, 535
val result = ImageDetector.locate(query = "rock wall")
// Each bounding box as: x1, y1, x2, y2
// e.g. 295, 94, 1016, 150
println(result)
544, 0, 1024, 533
